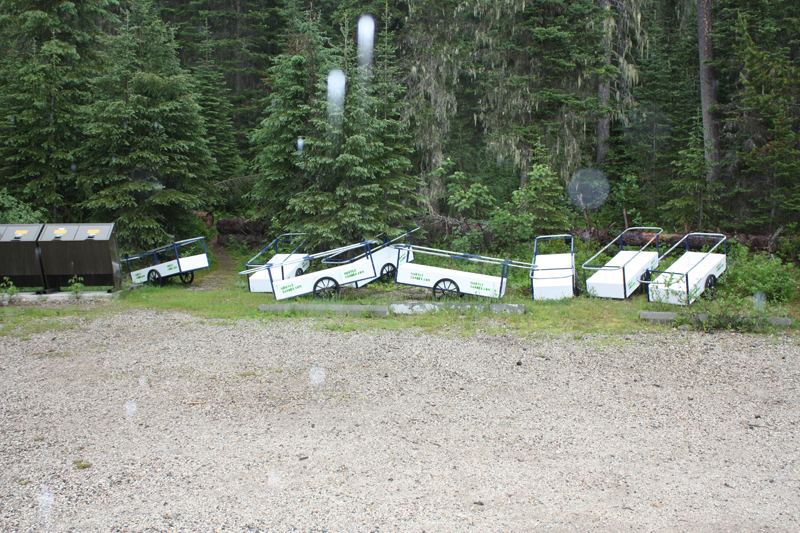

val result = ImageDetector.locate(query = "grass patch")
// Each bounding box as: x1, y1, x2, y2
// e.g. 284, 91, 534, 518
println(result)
0, 305, 108, 338
116, 283, 268, 320
1, 244, 796, 337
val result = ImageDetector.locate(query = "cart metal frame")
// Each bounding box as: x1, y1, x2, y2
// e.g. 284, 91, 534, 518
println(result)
530, 234, 576, 300
125, 237, 209, 286
640, 232, 727, 305
241, 233, 311, 293
321, 227, 419, 288
582, 227, 663, 299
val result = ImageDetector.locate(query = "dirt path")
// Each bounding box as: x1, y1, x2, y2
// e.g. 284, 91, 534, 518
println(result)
186, 238, 239, 291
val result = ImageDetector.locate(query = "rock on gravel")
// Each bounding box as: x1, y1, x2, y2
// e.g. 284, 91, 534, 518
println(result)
1, 309, 798, 532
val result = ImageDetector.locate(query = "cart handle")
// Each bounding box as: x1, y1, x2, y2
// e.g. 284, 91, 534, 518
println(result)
657, 232, 726, 262
650, 232, 726, 283
125, 236, 207, 261
245, 233, 309, 268
241, 240, 382, 275
393, 244, 536, 271
533, 234, 574, 251
581, 227, 662, 271
531, 234, 574, 279
324, 227, 421, 264
638, 269, 687, 285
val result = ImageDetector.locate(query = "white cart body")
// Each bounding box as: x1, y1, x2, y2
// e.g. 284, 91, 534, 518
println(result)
530, 234, 576, 300
126, 237, 209, 284
352, 245, 414, 287
582, 227, 663, 299
396, 263, 507, 298
645, 233, 727, 305
241, 233, 310, 293
392, 244, 534, 299
247, 254, 311, 293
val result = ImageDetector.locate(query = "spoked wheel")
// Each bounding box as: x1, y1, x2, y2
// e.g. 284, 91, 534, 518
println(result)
313, 277, 340, 300
432, 278, 460, 300
179, 271, 194, 284
295, 268, 304, 277
379, 263, 396, 283
702, 274, 717, 301
147, 269, 162, 287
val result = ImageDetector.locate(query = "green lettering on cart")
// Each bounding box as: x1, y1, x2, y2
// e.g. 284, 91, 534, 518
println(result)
280, 283, 300, 294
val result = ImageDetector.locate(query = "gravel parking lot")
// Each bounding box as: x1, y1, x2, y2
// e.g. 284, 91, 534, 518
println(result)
1, 307, 798, 532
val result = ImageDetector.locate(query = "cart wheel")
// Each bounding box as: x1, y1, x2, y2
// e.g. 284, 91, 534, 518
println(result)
433, 279, 460, 300
641, 270, 651, 302
379, 263, 396, 283
147, 270, 162, 287
179, 271, 194, 284
313, 277, 340, 300
295, 268, 303, 277
702, 274, 717, 301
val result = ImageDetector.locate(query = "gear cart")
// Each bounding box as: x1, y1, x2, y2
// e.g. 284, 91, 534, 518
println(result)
321, 227, 419, 288
240, 233, 310, 293
530, 234, 576, 300
640, 232, 726, 305
125, 237, 209, 286
392, 244, 535, 299
582, 227, 663, 299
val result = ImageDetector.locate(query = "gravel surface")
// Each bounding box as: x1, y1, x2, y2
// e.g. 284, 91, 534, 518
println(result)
1, 307, 798, 532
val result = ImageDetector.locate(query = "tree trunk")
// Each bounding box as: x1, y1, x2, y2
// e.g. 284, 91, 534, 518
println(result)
597, 79, 611, 166
697, 0, 721, 182
519, 156, 530, 189
596, 0, 612, 166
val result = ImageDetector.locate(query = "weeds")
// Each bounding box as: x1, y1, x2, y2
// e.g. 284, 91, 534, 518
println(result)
73, 458, 92, 469
68, 276, 85, 298
0, 277, 19, 297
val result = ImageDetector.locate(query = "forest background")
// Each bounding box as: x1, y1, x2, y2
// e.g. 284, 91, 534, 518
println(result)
0, 0, 798, 259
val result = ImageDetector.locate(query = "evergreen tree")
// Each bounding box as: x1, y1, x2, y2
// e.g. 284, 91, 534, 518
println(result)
249, 3, 332, 230
191, 26, 245, 183
0, 0, 116, 221
0, 188, 47, 224
250, 5, 419, 246
79, 0, 217, 251
732, 15, 800, 232
287, 10, 419, 245
156, 0, 286, 151
488, 163, 570, 249
604, 0, 701, 229
661, 114, 720, 230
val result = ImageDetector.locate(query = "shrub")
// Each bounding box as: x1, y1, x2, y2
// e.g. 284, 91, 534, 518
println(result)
721, 245, 797, 302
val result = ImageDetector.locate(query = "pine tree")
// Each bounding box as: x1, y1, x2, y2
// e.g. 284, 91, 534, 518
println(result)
250, 5, 419, 246
156, 0, 286, 151
79, 0, 217, 251
0, 0, 116, 221
249, 3, 332, 231
661, 114, 719, 230
191, 26, 245, 184
287, 10, 419, 245
732, 14, 800, 232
